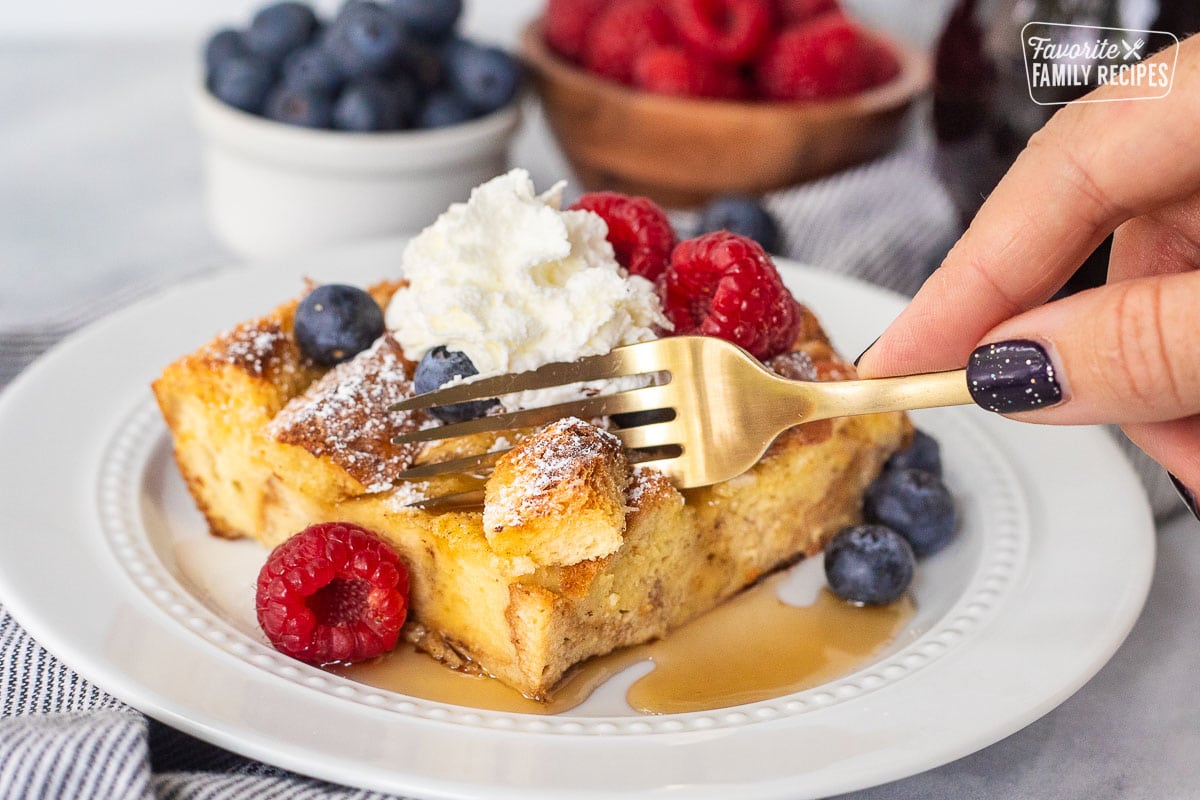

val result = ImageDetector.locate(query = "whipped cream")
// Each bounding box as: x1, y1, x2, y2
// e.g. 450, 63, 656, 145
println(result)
385, 169, 668, 409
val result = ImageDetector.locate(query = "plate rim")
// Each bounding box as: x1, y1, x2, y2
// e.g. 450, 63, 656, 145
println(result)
0, 237, 1157, 799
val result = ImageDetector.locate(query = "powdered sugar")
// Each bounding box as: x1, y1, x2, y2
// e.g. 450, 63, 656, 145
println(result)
269, 335, 429, 493
384, 479, 428, 508
204, 321, 292, 378
483, 417, 626, 531
767, 349, 818, 382
625, 465, 666, 508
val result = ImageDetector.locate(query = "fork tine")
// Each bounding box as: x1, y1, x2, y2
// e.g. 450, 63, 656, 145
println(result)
406, 452, 688, 510
398, 432, 676, 485
611, 421, 682, 450
407, 488, 486, 512
391, 384, 676, 445
401, 432, 678, 485
393, 449, 510, 482
405, 449, 685, 510
388, 340, 674, 414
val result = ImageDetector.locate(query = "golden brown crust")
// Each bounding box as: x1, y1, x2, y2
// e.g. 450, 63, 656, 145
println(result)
555, 555, 613, 599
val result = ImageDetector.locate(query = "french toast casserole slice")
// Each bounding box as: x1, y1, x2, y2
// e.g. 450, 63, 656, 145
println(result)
153, 281, 910, 700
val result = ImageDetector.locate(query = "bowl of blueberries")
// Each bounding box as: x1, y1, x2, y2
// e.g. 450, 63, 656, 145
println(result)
197, 0, 523, 259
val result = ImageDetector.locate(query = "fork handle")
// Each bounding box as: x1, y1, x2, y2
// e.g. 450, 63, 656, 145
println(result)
803, 369, 973, 422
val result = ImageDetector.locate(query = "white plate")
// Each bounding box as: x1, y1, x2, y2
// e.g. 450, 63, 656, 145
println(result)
0, 238, 1155, 800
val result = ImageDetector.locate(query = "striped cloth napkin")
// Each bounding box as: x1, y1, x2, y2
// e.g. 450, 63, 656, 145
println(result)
0, 136, 1184, 800
0, 272, 208, 390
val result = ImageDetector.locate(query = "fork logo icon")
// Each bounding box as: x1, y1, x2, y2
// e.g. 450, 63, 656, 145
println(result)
1122, 38, 1145, 60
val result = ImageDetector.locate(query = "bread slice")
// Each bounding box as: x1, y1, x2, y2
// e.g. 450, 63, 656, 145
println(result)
152, 283, 910, 699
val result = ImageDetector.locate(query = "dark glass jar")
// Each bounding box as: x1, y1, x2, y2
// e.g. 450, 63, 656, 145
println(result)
932, 0, 1200, 294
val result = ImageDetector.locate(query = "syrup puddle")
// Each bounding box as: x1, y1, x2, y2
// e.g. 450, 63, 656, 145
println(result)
334, 572, 914, 715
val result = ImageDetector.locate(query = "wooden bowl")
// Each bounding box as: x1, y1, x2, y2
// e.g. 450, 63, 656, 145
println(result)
520, 21, 930, 207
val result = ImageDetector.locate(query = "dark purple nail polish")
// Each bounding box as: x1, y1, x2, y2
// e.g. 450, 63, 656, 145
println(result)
1168, 473, 1199, 521
967, 339, 1063, 414
853, 336, 880, 368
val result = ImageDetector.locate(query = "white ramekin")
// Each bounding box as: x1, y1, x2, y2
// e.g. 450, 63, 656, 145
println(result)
192, 84, 522, 260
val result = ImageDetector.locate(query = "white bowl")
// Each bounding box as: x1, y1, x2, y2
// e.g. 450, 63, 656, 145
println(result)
192, 84, 522, 260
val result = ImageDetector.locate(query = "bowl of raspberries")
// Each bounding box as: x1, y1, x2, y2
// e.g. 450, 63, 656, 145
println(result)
196, 0, 524, 258
523, 0, 928, 207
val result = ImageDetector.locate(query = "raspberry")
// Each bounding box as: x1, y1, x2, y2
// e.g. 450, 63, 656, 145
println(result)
632, 47, 692, 96
632, 46, 750, 99
544, 0, 607, 63
710, 66, 752, 100
755, 15, 879, 101
660, 232, 801, 360
582, 0, 676, 84
864, 35, 901, 85
666, 0, 773, 65
570, 192, 677, 281
255, 522, 410, 664
775, 0, 840, 25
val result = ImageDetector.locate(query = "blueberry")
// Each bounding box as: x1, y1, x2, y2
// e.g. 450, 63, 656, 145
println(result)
265, 84, 335, 128
824, 524, 915, 606
326, 2, 410, 79
413, 347, 499, 423
209, 54, 276, 114
443, 37, 521, 114
333, 76, 419, 130
394, 42, 446, 94
864, 468, 957, 558
245, 2, 320, 63
204, 28, 248, 77
282, 44, 346, 93
415, 89, 476, 128
386, 0, 462, 42
697, 196, 781, 253
885, 429, 942, 477
294, 285, 385, 366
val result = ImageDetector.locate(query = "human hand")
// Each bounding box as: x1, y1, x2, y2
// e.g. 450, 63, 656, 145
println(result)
855, 34, 1200, 508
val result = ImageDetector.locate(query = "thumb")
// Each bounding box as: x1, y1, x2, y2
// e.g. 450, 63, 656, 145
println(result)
964, 270, 1200, 425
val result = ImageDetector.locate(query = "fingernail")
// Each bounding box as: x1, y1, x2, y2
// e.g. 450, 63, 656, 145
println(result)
1168, 472, 1199, 521
967, 339, 1064, 414
853, 336, 880, 368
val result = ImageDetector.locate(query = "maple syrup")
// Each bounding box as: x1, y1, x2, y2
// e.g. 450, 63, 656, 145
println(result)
334, 573, 914, 716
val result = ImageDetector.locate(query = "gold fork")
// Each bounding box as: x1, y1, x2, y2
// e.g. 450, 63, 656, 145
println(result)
389, 335, 973, 508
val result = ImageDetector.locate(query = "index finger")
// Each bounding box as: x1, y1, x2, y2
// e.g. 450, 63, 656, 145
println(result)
857, 34, 1200, 378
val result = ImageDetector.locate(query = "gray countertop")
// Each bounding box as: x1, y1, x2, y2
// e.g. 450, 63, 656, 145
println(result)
1, 39, 1197, 800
